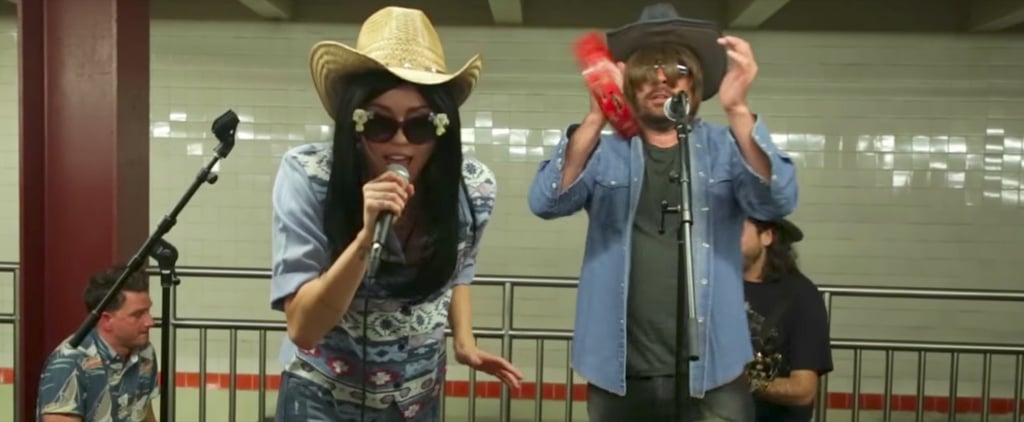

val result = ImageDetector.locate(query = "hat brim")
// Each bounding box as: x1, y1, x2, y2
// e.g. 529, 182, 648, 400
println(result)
606, 18, 725, 101
773, 219, 804, 243
310, 40, 482, 120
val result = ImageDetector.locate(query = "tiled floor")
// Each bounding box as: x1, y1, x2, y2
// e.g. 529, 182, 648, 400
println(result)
1, 386, 1017, 422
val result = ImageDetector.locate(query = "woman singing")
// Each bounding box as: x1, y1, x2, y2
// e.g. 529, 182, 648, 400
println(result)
269, 6, 522, 421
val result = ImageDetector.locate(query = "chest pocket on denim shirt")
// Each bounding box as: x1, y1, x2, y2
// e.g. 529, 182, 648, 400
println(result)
591, 145, 631, 225
703, 147, 736, 206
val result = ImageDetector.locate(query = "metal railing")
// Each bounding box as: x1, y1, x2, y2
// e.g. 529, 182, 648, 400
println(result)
0, 262, 19, 422
3, 264, 1024, 422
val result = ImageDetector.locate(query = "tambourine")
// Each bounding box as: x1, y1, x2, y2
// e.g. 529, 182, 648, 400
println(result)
572, 32, 639, 139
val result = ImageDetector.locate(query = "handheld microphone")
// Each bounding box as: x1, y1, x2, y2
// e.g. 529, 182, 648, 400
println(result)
663, 91, 689, 122
366, 163, 409, 279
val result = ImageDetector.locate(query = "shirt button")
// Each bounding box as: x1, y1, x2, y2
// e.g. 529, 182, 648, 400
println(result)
700, 207, 709, 212
702, 243, 710, 248
610, 180, 617, 185
698, 317, 704, 323
701, 278, 708, 284
551, 182, 557, 189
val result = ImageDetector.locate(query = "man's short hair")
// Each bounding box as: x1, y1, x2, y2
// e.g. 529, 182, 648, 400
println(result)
83, 264, 149, 312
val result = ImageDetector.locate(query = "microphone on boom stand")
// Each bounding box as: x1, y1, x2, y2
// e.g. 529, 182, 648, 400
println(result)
658, 90, 702, 422
66, 109, 239, 422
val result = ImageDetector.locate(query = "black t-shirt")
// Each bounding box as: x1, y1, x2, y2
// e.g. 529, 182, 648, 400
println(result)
744, 271, 833, 422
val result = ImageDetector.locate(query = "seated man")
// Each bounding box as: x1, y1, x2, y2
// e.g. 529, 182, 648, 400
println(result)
36, 265, 158, 422
741, 218, 833, 422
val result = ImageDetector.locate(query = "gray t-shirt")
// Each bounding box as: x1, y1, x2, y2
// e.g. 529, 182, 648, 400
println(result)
626, 141, 684, 377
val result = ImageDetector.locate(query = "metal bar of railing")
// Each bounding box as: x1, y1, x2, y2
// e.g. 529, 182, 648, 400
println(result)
915, 351, 926, 422
1015, 355, 1023, 422
258, 330, 268, 420
831, 340, 1024, 354
534, 339, 544, 422
199, 328, 208, 422
948, 353, 960, 418
851, 349, 861, 421
7, 262, 1024, 422
883, 350, 894, 421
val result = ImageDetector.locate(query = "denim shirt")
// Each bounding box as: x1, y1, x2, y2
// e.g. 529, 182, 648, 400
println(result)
36, 330, 159, 422
527, 116, 798, 397
269, 143, 496, 419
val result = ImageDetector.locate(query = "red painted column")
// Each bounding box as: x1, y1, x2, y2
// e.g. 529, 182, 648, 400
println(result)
17, 0, 149, 420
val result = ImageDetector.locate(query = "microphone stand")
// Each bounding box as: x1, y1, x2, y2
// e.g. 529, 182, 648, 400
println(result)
66, 109, 239, 417
150, 238, 180, 422
659, 92, 701, 422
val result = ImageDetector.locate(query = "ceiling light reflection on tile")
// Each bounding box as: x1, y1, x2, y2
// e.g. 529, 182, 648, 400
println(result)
771, 134, 788, 150
529, 147, 545, 158
508, 146, 527, 161
807, 134, 825, 152
169, 112, 188, 122
880, 153, 894, 170
187, 143, 204, 156
491, 128, 510, 144
237, 124, 254, 141
1004, 154, 1022, 171
475, 112, 493, 128
152, 122, 170, 138
856, 135, 871, 152
949, 137, 967, 153
461, 128, 475, 144
946, 172, 965, 189
509, 129, 529, 146
1000, 190, 1018, 206
892, 170, 912, 188
1004, 137, 1022, 154
543, 129, 561, 146
986, 128, 1004, 136
911, 135, 931, 153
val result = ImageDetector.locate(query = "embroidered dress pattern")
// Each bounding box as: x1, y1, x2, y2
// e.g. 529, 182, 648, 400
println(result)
272, 142, 496, 420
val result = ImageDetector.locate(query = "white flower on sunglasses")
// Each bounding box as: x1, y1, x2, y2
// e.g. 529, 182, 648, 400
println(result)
352, 108, 373, 133
431, 113, 449, 137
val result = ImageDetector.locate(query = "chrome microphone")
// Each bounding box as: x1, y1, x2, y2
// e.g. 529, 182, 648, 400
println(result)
366, 163, 409, 279
663, 91, 690, 122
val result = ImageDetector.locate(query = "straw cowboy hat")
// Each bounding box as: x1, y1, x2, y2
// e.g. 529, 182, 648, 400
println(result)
309, 6, 483, 119
606, 2, 726, 101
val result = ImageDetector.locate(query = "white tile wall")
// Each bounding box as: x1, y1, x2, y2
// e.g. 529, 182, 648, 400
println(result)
0, 16, 1023, 397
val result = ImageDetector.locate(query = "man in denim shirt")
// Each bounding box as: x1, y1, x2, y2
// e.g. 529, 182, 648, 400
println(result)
36, 265, 158, 422
528, 4, 798, 421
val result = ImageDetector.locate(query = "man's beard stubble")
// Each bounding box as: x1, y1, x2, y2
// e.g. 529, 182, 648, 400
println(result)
638, 109, 674, 133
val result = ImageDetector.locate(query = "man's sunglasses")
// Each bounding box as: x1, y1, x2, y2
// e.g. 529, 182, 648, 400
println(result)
352, 108, 450, 145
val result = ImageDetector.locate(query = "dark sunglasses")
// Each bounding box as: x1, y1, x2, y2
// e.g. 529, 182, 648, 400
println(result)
352, 109, 449, 145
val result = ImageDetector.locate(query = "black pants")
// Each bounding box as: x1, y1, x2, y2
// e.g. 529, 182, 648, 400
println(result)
587, 375, 754, 422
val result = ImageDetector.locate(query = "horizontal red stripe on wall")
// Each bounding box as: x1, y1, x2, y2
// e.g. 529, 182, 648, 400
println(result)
1, 368, 1020, 414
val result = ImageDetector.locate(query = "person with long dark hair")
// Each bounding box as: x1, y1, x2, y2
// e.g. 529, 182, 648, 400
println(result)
742, 218, 833, 422
269, 7, 522, 421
